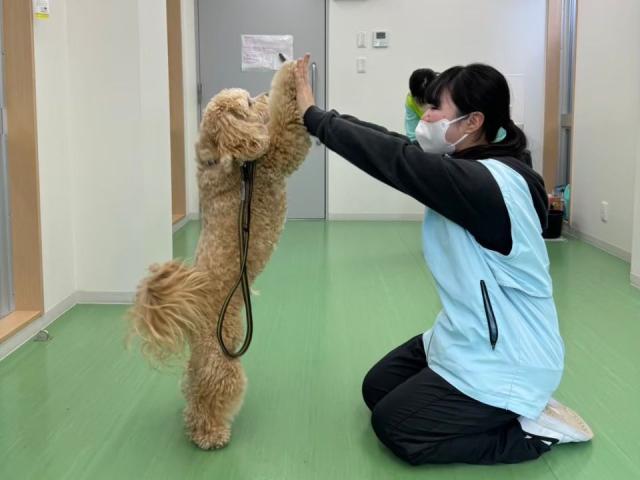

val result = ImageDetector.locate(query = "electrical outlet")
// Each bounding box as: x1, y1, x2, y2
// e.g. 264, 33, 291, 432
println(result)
356, 56, 366, 73
600, 201, 609, 223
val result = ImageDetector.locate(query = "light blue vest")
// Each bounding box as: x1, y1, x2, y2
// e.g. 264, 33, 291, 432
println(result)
422, 159, 564, 419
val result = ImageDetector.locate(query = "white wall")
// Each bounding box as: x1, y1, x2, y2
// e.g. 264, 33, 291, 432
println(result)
570, 0, 640, 258
179, 0, 547, 220
33, 1, 77, 310
182, 0, 200, 216
327, 0, 547, 219
32, 0, 173, 308
136, 0, 174, 286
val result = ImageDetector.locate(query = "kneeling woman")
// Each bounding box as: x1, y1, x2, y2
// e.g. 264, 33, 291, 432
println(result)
294, 55, 593, 465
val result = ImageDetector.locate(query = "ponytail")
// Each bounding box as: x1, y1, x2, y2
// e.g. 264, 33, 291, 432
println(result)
455, 119, 531, 166
498, 119, 531, 166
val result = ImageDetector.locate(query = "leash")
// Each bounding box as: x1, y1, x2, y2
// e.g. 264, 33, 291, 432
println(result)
217, 162, 256, 358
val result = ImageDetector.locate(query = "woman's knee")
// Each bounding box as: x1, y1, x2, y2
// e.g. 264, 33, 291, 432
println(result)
370, 401, 393, 444
361, 366, 384, 410
370, 402, 408, 460
370, 401, 436, 466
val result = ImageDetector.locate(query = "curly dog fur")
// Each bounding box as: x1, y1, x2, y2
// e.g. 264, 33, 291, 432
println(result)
129, 62, 310, 449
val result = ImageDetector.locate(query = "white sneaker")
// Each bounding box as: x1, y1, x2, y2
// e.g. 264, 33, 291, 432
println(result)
518, 398, 594, 445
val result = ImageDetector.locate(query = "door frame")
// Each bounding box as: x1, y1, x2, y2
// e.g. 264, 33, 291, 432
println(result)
0, 0, 44, 341
194, 0, 328, 219
542, 0, 561, 191
0, 0, 13, 319
543, 0, 578, 195
167, 0, 187, 225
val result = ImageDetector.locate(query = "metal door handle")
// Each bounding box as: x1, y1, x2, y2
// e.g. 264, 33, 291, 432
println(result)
310, 62, 321, 146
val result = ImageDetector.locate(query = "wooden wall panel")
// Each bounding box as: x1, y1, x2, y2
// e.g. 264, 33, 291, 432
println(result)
167, 0, 186, 223
3, 0, 44, 314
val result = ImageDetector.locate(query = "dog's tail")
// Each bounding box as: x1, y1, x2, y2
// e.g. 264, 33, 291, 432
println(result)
128, 261, 212, 364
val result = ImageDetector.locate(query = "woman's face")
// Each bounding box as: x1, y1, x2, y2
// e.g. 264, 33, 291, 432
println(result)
421, 91, 467, 144
422, 90, 486, 148
422, 90, 456, 122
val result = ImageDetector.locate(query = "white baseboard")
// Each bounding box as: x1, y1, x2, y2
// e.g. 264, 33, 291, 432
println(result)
76, 291, 135, 304
544, 236, 567, 243
631, 273, 640, 290
173, 212, 200, 233
1, 210, 202, 361
0, 292, 78, 361
327, 213, 424, 221
564, 226, 631, 262
0, 289, 136, 361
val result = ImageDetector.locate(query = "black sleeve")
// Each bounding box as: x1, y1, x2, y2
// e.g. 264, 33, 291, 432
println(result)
337, 114, 412, 141
304, 106, 512, 255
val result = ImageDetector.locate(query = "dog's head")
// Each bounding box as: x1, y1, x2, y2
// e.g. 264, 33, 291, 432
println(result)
196, 88, 270, 170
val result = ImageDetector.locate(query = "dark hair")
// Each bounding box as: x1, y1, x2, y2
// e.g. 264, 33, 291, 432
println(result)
425, 63, 530, 165
409, 68, 438, 106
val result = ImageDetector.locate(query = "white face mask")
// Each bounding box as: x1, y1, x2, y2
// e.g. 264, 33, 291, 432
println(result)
415, 114, 469, 154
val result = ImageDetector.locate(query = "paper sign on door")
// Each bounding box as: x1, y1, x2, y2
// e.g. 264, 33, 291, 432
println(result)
241, 35, 294, 72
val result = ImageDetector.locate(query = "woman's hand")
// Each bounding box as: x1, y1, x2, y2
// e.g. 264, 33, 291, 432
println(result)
295, 53, 315, 116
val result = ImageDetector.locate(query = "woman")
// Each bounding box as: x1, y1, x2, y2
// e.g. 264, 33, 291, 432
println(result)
294, 55, 593, 465
404, 68, 438, 140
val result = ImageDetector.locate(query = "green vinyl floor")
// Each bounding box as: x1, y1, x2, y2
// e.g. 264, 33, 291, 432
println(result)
1, 221, 640, 480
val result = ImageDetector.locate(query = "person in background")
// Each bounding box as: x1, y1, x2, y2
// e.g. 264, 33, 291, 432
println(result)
405, 68, 438, 140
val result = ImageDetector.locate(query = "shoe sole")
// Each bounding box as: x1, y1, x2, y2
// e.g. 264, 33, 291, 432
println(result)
542, 401, 594, 442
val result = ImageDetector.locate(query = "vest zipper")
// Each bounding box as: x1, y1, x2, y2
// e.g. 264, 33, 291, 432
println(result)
480, 280, 499, 350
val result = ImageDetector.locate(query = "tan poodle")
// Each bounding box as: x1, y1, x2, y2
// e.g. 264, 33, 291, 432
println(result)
129, 62, 310, 449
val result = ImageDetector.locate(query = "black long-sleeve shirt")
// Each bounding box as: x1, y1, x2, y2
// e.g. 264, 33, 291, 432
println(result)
303, 106, 548, 256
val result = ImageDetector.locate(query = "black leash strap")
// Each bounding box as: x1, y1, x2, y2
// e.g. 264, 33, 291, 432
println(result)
217, 162, 255, 358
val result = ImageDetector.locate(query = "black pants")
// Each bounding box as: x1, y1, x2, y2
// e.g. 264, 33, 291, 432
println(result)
362, 335, 551, 465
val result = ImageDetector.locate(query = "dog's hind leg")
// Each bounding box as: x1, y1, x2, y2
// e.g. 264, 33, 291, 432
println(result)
182, 342, 247, 450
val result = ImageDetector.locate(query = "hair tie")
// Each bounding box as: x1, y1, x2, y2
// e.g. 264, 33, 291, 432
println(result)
492, 127, 507, 143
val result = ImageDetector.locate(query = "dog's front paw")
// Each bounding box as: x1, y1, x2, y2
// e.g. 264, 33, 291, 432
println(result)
190, 424, 231, 450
